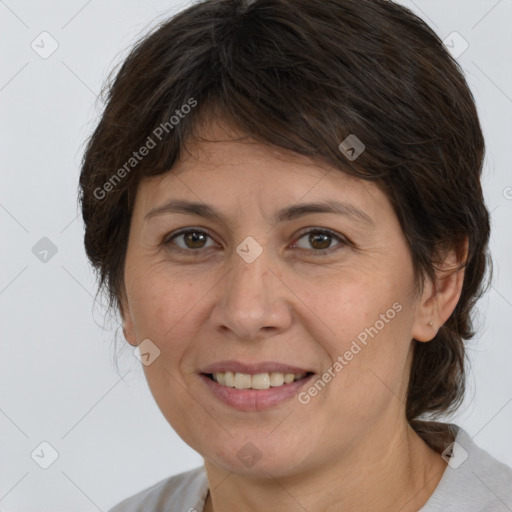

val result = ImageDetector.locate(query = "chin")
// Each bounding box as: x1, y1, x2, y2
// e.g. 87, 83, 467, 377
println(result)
204, 439, 315, 478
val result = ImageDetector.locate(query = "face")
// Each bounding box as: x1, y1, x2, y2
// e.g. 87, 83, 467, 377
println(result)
122, 120, 429, 478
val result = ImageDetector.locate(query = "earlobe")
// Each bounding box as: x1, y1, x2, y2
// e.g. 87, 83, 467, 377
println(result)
412, 241, 467, 342
120, 298, 138, 347
412, 290, 438, 342
122, 323, 137, 347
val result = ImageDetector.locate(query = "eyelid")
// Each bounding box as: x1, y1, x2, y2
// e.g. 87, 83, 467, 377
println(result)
293, 226, 346, 242
163, 227, 218, 248
291, 227, 349, 252
163, 226, 350, 254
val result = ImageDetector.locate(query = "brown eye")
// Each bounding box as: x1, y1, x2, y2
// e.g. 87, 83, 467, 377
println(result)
183, 231, 208, 249
293, 229, 346, 253
309, 232, 331, 250
164, 227, 346, 255
166, 229, 215, 251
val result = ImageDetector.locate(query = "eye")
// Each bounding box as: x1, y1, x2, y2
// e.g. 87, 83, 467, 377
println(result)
163, 227, 348, 255
164, 228, 217, 252
291, 228, 347, 254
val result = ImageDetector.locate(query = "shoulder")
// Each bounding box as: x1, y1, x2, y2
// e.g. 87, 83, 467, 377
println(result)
107, 466, 208, 512
421, 424, 512, 512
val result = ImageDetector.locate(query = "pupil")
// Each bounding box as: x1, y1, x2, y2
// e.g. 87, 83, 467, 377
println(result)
311, 233, 330, 250
186, 232, 205, 248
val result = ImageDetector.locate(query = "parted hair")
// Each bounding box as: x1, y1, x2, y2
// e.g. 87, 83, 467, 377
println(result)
79, 0, 491, 451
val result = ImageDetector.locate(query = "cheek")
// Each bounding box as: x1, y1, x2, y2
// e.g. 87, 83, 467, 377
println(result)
126, 268, 203, 349
309, 273, 414, 394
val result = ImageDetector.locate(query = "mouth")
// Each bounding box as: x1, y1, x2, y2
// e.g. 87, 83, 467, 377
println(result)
198, 362, 316, 411
203, 371, 315, 390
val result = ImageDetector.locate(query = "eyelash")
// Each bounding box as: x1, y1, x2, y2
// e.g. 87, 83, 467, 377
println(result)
162, 227, 349, 256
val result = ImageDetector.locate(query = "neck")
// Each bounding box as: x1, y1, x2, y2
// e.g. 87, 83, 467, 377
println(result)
203, 422, 448, 512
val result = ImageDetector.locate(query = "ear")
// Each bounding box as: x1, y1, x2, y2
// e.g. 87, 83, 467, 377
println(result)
412, 238, 468, 342
119, 287, 138, 347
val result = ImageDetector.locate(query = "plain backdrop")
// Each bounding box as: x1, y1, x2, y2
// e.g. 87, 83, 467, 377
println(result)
1, 0, 511, 510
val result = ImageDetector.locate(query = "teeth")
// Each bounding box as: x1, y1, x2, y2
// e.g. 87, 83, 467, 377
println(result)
269, 372, 285, 387
284, 373, 295, 384
252, 373, 270, 390
234, 373, 252, 389
224, 371, 235, 387
211, 371, 307, 390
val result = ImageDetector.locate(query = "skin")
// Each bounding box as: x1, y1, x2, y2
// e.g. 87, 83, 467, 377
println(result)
121, 118, 466, 512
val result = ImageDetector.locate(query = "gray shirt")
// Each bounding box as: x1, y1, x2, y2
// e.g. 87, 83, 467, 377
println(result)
108, 425, 512, 511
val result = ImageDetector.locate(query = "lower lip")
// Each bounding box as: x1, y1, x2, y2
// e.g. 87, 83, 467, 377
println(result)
199, 373, 315, 411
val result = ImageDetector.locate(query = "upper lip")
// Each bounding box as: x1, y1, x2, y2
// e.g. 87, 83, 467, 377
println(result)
200, 361, 314, 375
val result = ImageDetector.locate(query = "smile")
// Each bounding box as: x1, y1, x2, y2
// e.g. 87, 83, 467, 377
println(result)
208, 371, 311, 390
199, 370, 315, 411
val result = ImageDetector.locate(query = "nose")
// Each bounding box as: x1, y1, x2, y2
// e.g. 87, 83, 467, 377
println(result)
209, 248, 293, 341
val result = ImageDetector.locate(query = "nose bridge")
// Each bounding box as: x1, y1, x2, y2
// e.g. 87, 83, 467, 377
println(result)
211, 242, 291, 339
226, 247, 272, 316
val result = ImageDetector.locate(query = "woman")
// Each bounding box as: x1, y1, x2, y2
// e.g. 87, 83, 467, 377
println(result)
79, 0, 512, 510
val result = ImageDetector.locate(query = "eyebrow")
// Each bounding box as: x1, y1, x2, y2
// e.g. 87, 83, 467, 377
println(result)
144, 199, 375, 227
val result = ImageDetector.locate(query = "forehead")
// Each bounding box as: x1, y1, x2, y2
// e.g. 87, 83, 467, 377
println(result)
178, 116, 327, 175
133, 118, 393, 227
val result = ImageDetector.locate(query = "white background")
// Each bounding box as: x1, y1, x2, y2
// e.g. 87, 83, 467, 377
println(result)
1, 0, 511, 510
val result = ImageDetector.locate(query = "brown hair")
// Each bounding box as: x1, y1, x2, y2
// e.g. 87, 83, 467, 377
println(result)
79, 0, 491, 450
